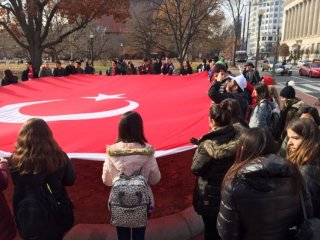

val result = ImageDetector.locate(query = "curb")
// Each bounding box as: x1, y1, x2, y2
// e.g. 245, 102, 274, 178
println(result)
64, 207, 203, 240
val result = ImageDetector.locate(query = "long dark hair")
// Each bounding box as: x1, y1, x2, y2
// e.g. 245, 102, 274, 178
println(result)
255, 83, 270, 105
220, 98, 248, 127
4, 69, 14, 79
116, 111, 148, 145
297, 106, 320, 126
287, 118, 320, 166
209, 103, 231, 127
222, 128, 279, 187
10, 118, 68, 175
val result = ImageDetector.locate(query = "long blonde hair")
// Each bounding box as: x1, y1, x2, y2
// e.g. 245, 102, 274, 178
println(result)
287, 118, 320, 166
10, 118, 68, 175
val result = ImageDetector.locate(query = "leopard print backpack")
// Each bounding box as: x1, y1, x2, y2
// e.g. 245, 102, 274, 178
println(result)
109, 170, 150, 228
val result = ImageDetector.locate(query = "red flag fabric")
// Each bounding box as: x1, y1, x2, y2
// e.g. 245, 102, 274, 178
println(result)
0, 72, 211, 161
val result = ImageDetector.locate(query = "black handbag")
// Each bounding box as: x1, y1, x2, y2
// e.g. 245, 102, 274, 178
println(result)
295, 192, 320, 240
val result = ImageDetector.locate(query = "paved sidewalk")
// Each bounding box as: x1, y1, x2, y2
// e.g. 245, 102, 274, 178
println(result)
64, 207, 204, 240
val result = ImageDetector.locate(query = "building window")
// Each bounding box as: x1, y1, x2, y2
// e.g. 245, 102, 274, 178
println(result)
317, 43, 320, 52
262, 37, 266, 40
275, 1, 279, 5
268, 36, 273, 41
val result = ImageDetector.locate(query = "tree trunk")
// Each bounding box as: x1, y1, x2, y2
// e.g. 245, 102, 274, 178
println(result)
29, 47, 43, 73
232, 35, 237, 67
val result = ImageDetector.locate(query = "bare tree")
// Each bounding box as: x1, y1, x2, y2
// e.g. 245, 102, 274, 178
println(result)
224, 0, 245, 66
126, 11, 160, 59
0, 0, 130, 72
151, 0, 221, 68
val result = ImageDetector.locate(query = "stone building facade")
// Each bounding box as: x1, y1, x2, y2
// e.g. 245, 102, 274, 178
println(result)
282, 0, 320, 60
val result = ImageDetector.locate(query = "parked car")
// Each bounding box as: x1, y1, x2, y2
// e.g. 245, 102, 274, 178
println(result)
274, 63, 292, 76
248, 56, 256, 61
261, 60, 274, 71
299, 61, 320, 77
297, 59, 311, 68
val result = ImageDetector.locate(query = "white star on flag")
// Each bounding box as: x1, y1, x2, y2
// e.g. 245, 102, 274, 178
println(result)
82, 93, 125, 102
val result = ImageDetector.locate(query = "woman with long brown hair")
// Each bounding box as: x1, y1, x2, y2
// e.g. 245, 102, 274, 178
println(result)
217, 128, 305, 240
286, 118, 320, 217
10, 118, 76, 240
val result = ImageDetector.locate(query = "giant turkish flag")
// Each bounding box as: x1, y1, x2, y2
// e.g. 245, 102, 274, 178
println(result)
0, 73, 211, 161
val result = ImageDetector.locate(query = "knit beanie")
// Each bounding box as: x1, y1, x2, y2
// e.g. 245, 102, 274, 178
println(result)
280, 86, 295, 99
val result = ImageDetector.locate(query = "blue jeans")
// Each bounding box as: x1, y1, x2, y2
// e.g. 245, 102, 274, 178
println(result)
116, 227, 146, 240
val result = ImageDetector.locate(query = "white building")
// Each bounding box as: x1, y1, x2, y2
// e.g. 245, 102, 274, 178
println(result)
246, 0, 284, 57
282, 0, 320, 60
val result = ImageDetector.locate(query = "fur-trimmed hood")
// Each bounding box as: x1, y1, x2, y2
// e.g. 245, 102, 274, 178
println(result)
201, 125, 240, 160
107, 144, 154, 157
105, 142, 156, 177
204, 136, 239, 160
102, 142, 161, 207
284, 97, 304, 109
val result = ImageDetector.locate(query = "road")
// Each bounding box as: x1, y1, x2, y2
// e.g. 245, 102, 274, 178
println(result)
261, 67, 320, 100
235, 63, 320, 100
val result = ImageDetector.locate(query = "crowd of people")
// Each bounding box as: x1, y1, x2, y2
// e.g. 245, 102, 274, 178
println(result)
0, 60, 96, 86
192, 59, 320, 240
1, 55, 320, 240
1, 56, 226, 86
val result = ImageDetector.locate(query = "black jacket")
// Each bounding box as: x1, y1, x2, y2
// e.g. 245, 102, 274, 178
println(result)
191, 125, 239, 217
244, 70, 260, 85
11, 157, 76, 239
208, 81, 249, 119
53, 67, 66, 77
21, 68, 39, 81
65, 65, 76, 76
1, 76, 18, 86
301, 159, 320, 218
217, 154, 307, 240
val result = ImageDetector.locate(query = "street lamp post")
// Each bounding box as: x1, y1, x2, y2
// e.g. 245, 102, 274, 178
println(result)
255, 10, 264, 70
89, 32, 94, 66
246, 2, 251, 53
272, 27, 280, 78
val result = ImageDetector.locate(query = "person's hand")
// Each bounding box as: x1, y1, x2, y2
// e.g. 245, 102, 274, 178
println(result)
216, 72, 223, 82
0, 158, 8, 164
217, 71, 227, 82
190, 137, 199, 145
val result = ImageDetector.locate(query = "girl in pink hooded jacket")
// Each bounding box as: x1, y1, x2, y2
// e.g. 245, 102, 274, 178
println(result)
102, 111, 161, 240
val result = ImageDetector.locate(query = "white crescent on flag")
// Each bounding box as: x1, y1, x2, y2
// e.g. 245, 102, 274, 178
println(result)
0, 98, 139, 123
0, 73, 211, 160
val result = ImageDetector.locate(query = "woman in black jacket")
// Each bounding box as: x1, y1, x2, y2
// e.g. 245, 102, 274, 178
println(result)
9, 118, 76, 240
217, 128, 305, 240
286, 118, 320, 218
1, 69, 18, 86
191, 103, 240, 240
